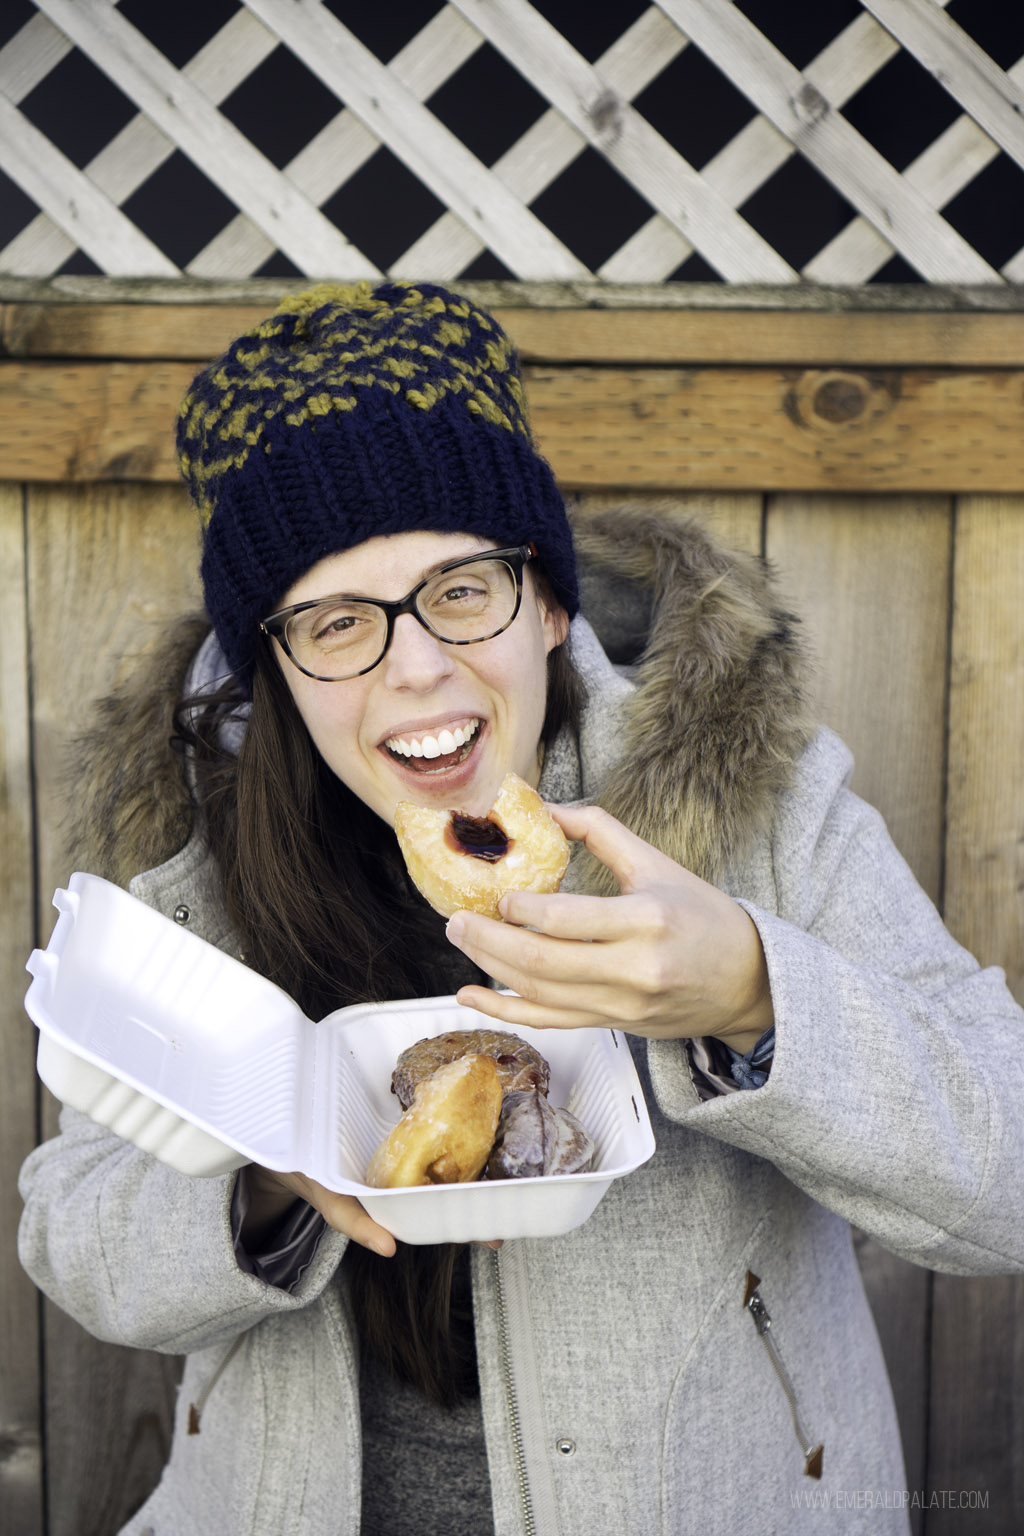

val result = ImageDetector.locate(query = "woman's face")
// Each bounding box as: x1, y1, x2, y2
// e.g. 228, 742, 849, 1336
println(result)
272, 531, 569, 825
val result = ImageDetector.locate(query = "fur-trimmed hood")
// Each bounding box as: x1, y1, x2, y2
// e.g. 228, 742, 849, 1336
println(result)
69, 506, 812, 889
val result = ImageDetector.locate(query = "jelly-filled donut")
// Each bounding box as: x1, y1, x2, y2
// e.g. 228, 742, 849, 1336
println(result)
392, 1028, 550, 1110
364, 1054, 503, 1188
394, 771, 569, 920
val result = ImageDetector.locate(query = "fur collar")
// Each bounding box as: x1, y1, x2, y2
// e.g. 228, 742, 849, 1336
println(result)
571, 505, 811, 887
68, 508, 811, 889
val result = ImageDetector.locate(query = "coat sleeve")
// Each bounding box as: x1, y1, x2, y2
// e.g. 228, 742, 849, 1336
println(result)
647, 728, 1024, 1276
18, 1104, 348, 1354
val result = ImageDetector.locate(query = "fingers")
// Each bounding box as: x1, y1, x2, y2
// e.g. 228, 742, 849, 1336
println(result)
285, 1171, 397, 1257
454, 980, 605, 1032
546, 802, 681, 892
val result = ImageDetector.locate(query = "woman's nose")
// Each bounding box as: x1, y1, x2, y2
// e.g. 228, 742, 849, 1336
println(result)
381, 612, 456, 690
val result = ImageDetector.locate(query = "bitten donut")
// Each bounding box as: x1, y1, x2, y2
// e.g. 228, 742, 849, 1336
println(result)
393, 771, 569, 920
364, 1054, 503, 1188
391, 1028, 550, 1109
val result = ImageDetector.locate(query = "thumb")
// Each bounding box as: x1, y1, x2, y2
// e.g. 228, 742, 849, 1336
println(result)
546, 802, 673, 895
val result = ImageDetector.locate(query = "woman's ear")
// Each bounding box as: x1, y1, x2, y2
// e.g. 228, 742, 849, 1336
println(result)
543, 600, 570, 653
530, 568, 571, 653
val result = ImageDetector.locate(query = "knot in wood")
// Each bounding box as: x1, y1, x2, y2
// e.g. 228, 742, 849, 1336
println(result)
588, 88, 623, 145
813, 376, 865, 424
785, 370, 898, 434
793, 80, 828, 125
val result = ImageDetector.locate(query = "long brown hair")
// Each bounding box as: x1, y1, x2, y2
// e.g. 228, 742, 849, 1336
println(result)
177, 619, 585, 1404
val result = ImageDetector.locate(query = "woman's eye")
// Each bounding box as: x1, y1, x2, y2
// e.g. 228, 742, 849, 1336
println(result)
307, 610, 366, 643
438, 581, 487, 604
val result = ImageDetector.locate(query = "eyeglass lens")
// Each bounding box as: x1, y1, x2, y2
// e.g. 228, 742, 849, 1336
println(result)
284, 555, 519, 679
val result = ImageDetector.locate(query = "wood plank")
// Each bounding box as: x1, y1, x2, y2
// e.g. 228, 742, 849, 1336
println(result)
27, 481, 202, 1536
765, 493, 953, 1521
15, 303, 1024, 366
765, 493, 951, 912
0, 359, 190, 482
927, 495, 1024, 1529
525, 366, 1024, 494
8, 358, 1024, 493
927, 1276, 1024, 1531
657, 0, 1000, 283
32, 0, 378, 280
242, 0, 589, 282
944, 495, 1024, 995
450, 0, 796, 283
0, 484, 44, 1536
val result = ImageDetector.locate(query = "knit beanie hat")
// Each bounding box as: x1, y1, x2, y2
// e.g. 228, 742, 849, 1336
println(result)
176, 280, 578, 684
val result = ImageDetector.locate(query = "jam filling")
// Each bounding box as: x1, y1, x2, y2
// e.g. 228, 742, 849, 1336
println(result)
447, 812, 510, 862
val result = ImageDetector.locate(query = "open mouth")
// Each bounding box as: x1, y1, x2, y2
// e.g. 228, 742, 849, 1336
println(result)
383, 717, 481, 774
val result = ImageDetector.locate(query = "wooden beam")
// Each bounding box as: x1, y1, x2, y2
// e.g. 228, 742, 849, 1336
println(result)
4, 358, 1024, 493
0, 485, 44, 1536
10, 302, 1024, 366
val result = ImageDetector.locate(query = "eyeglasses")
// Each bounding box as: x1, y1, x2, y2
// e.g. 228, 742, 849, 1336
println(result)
260, 544, 537, 682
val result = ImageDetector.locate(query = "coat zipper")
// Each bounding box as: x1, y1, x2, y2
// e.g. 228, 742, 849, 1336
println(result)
187, 1330, 248, 1434
743, 1271, 824, 1480
493, 1248, 536, 1536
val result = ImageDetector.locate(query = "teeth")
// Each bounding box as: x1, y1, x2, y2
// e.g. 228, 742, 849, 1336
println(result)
386, 718, 479, 759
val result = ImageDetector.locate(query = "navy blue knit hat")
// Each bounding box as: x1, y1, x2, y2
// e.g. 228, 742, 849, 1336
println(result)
176, 281, 577, 684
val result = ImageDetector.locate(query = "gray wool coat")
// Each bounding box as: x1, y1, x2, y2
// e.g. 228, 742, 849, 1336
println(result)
19, 510, 1024, 1536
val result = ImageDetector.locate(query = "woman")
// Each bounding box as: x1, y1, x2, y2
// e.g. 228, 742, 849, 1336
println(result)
19, 282, 1024, 1535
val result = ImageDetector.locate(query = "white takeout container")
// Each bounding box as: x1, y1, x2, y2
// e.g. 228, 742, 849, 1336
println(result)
25, 873, 656, 1244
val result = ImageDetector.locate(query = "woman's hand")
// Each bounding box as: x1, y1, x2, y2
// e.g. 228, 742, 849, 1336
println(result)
242, 1165, 397, 1257
445, 803, 773, 1054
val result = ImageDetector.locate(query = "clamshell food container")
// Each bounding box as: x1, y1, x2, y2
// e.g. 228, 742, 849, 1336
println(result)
25, 873, 656, 1244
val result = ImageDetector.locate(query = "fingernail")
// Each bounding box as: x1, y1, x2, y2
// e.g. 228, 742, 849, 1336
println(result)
446, 914, 465, 944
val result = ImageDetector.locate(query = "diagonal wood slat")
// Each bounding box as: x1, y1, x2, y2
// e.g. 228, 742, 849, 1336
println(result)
656, 0, 1001, 284
31, 0, 378, 278
0, 10, 71, 99
0, 0, 1020, 288
1, 9, 280, 279
243, 0, 590, 281
599, 6, 911, 282
598, 1, 955, 283
450, 0, 797, 283
862, 0, 1024, 172
190, 6, 484, 280
0, 93, 178, 277
395, 5, 689, 279
806, 52, 1024, 285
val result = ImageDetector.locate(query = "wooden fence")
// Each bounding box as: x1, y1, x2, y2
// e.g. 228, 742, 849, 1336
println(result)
2, 1, 1024, 1533
0, 282, 1022, 1534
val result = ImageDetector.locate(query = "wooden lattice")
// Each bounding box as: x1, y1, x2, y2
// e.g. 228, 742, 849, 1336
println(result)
1, 1, 1023, 284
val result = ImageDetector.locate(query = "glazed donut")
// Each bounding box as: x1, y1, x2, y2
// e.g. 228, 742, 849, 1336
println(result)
364, 1054, 503, 1188
391, 1028, 550, 1110
393, 771, 569, 920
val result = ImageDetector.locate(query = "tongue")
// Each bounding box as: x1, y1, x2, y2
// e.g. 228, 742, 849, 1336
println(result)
403, 747, 464, 773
